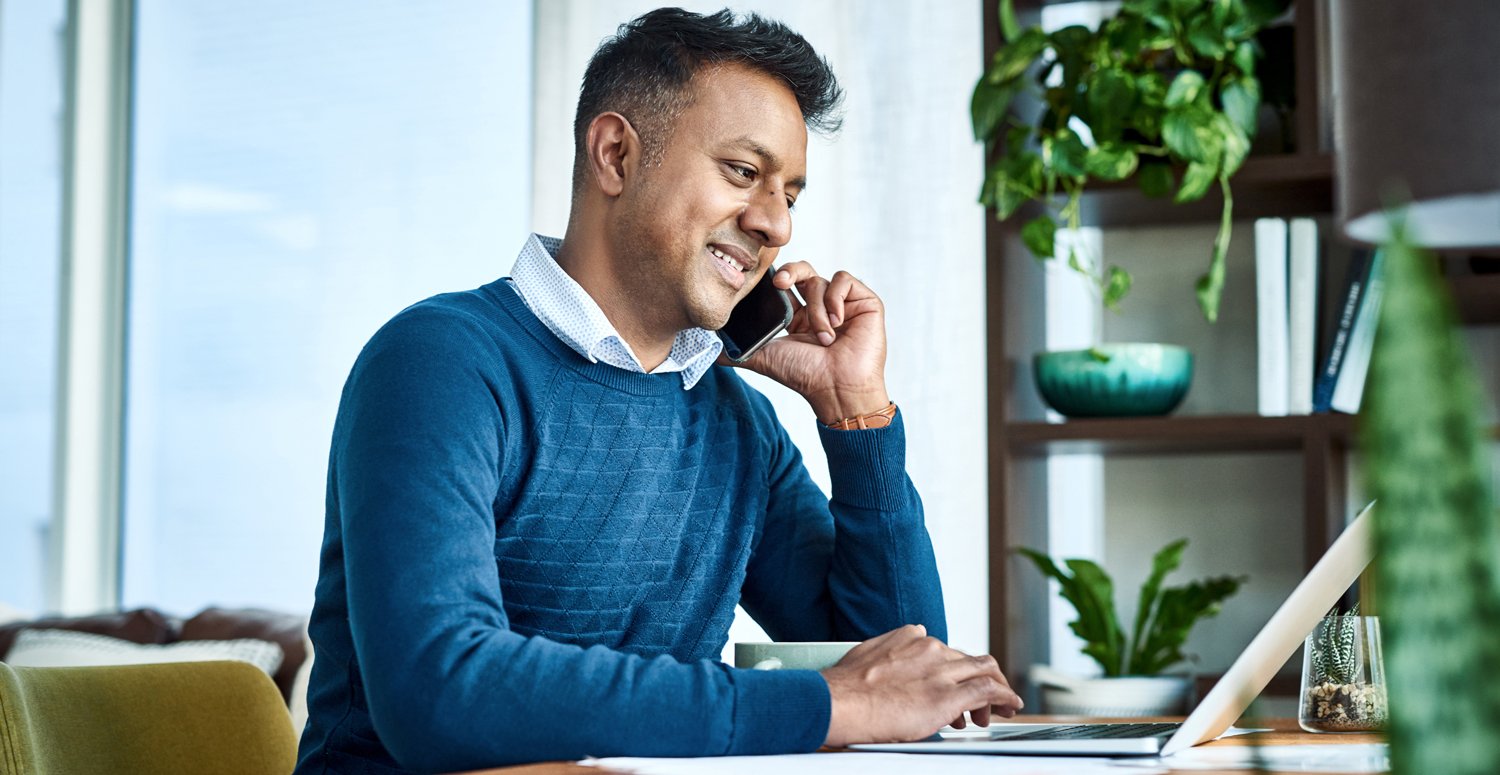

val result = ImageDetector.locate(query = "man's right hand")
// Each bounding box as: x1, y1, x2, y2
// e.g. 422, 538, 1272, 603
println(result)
819, 624, 1023, 747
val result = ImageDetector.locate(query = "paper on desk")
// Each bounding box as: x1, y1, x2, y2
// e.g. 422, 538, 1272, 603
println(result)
1111, 743, 1389, 773
581, 751, 1167, 775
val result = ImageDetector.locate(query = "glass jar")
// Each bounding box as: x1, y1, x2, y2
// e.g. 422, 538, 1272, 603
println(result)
1300, 614, 1387, 733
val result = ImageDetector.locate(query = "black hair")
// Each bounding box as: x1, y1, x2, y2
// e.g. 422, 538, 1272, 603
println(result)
571, 7, 843, 192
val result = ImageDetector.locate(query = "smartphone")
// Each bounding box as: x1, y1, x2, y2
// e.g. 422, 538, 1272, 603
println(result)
717, 269, 794, 363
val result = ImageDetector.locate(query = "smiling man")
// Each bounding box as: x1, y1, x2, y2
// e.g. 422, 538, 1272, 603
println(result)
294, 8, 1019, 774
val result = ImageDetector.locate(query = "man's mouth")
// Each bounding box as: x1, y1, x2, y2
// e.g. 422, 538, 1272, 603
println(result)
706, 242, 755, 290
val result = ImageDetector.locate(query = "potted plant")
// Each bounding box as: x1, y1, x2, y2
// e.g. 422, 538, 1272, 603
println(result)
1018, 538, 1245, 715
972, 0, 1290, 321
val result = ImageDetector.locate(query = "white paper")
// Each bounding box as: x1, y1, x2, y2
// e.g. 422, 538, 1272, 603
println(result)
1112, 743, 1389, 772
582, 751, 1165, 775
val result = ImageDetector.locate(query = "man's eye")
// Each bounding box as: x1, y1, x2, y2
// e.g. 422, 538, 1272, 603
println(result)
786, 198, 797, 212
728, 164, 755, 180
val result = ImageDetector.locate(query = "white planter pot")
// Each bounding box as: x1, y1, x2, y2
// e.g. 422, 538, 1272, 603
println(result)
1030, 666, 1192, 717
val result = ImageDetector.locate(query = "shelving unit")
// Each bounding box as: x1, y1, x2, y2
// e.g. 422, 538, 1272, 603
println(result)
981, 0, 1499, 679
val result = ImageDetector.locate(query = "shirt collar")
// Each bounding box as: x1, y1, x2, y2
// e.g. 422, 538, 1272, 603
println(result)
509, 234, 722, 389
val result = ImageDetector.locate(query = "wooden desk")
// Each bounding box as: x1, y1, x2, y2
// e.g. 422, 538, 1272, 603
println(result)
454, 717, 1385, 775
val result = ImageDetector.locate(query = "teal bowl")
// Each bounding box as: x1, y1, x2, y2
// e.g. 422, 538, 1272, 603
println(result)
1033, 344, 1193, 418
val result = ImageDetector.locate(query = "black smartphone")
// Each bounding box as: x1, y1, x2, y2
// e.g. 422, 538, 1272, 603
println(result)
717, 269, 794, 363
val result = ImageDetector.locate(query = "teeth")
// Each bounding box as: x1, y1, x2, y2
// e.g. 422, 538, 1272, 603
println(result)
708, 245, 746, 273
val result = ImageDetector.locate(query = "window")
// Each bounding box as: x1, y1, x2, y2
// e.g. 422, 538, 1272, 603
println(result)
121, 0, 534, 614
0, 0, 68, 613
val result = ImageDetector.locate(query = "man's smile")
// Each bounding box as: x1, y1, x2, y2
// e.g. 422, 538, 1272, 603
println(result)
707, 242, 755, 290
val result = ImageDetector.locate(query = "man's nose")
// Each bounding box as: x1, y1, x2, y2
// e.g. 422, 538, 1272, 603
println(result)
739, 189, 792, 248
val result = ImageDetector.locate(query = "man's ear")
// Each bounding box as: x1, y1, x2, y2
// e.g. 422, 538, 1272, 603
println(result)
584, 112, 641, 198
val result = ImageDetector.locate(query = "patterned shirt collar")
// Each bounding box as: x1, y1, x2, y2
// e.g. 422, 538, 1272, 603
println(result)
509, 234, 722, 390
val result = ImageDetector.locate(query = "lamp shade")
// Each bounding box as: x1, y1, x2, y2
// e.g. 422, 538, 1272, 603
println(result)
1332, 1, 1500, 248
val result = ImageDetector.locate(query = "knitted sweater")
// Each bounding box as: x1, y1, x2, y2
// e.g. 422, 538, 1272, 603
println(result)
294, 279, 945, 773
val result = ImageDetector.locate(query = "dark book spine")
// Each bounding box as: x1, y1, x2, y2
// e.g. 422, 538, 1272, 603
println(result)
1312, 250, 1371, 413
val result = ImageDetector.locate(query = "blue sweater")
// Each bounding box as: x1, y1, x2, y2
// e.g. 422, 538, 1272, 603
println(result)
294, 279, 945, 773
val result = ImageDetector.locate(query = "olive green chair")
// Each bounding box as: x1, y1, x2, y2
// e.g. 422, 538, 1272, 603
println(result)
0, 660, 296, 775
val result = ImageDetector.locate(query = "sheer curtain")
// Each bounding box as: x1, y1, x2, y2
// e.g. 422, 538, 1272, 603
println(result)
530, 2, 989, 656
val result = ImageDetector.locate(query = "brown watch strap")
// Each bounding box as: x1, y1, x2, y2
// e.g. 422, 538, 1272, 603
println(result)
826, 402, 897, 431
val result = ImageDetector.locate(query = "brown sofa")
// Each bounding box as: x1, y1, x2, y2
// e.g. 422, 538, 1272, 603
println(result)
0, 607, 309, 706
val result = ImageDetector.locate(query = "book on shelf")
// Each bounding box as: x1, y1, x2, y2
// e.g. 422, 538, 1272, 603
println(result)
1288, 219, 1320, 415
1256, 218, 1290, 416
1312, 249, 1372, 413
1329, 249, 1387, 415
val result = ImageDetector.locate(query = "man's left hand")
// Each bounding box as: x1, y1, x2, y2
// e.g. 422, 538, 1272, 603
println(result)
726, 261, 890, 424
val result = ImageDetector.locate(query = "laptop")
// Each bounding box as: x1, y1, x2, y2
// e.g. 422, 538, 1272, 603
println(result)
851, 502, 1376, 757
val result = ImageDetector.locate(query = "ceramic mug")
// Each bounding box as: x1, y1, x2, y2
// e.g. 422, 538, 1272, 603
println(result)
734, 641, 858, 671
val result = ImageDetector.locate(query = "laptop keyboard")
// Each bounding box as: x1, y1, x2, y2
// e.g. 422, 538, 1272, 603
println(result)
993, 722, 1181, 741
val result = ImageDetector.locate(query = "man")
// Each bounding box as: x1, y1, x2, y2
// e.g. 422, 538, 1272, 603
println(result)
295, 8, 1020, 773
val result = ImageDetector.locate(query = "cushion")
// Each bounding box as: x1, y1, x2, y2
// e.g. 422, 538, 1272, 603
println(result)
179, 607, 308, 703
5, 629, 284, 678
0, 608, 179, 658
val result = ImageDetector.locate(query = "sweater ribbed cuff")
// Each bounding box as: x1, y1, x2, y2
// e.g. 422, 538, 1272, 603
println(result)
726, 668, 831, 755
817, 410, 909, 512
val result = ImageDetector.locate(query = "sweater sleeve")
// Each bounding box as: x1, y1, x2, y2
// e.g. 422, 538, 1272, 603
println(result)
737, 406, 948, 643
333, 310, 830, 771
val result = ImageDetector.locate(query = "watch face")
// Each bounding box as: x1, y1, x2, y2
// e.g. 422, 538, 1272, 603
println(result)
718, 270, 793, 362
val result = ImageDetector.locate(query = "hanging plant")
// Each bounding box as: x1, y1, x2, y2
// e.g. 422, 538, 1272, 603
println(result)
973, 0, 1289, 321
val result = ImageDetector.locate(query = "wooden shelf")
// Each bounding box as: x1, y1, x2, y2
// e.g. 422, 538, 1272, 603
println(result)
1005, 413, 1357, 455
1077, 154, 1334, 229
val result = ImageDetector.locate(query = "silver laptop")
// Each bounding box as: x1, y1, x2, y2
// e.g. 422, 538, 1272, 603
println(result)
851, 502, 1376, 757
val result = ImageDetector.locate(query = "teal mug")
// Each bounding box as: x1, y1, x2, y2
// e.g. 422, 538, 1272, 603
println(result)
734, 641, 858, 671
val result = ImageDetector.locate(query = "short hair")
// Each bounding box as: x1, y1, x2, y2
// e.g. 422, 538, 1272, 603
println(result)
571, 7, 843, 193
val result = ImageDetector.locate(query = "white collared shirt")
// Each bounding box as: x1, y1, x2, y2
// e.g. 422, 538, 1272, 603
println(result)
507, 234, 723, 390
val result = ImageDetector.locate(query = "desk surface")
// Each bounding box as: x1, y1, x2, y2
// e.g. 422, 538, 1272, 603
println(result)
452, 716, 1385, 775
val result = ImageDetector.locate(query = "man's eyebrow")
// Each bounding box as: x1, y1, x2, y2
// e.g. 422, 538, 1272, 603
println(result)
729, 136, 807, 191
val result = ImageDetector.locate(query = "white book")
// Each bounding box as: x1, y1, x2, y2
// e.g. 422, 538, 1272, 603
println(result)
1331, 250, 1387, 414
1287, 219, 1319, 414
1255, 218, 1290, 416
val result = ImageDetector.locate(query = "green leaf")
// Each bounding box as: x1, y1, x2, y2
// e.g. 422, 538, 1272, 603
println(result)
1050, 128, 1089, 178
1105, 14, 1148, 57
1050, 25, 1094, 90
1021, 214, 1058, 259
1064, 559, 1127, 676
1217, 113, 1251, 176
1102, 266, 1133, 309
995, 151, 1043, 220
1137, 162, 1174, 198
1164, 70, 1206, 108
1005, 126, 1031, 156
1233, 38, 1258, 73
978, 163, 1002, 208
1220, 76, 1261, 138
1127, 539, 1188, 674
1085, 68, 1137, 142
1132, 575, 1245, 674
1085, 143, 1140, 182
1136, 71, 1169, 109
1186, 13, 1228, 58
971, 77, 1017, 141
1162, 104, 1223, 165
1175, 161, 1217, 203
1168, 0, 1200, 19
999, 0, 1022, 43
990, 27, 1049, 84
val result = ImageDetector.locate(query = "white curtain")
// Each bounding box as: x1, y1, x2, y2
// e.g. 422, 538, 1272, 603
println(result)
529, 0, 989, 657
